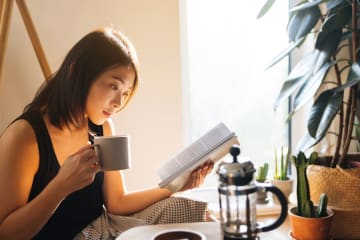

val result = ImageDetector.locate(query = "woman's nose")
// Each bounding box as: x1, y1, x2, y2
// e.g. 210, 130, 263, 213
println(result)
112, 93, 122, 109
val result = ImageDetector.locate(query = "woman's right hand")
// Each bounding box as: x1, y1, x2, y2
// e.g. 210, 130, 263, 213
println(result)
54, 144, 102, 196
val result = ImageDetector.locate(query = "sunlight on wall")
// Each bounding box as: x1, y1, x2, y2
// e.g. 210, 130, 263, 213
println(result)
182, 0, 289, 182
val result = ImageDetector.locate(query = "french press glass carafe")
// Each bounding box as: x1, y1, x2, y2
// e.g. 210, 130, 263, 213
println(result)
217, 145, 288, 240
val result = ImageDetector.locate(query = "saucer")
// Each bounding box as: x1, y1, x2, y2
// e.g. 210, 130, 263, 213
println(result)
152, 229, 206, 240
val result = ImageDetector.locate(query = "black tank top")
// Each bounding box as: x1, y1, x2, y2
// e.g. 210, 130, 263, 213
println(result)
16, 111, 104, 239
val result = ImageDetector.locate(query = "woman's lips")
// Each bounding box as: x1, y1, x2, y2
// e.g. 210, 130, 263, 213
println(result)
103, 111, 112, 118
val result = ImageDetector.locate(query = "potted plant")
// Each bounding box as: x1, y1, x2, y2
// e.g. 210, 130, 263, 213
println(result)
271, 146, 293, 203
289, 151, 333, 240
258, 1, 360, 238
255, 162, 270, 204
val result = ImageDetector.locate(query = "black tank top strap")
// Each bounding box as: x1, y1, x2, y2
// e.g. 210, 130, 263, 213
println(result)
88, 120, 103, 144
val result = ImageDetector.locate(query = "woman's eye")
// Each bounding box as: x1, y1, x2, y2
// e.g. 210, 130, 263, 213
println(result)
110, 84, 118, 91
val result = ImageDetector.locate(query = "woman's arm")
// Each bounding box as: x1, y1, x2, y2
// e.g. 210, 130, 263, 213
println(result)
0, 120, 65, 239
0, 121, 101, 239
103, 171, 172, 215
101, 119, 213, 215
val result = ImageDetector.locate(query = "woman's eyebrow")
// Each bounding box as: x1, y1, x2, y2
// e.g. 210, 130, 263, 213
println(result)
112, 75, 124, 82
112, 75, 134, 91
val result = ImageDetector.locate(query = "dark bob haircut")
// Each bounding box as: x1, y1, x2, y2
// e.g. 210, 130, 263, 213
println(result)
25, 27, 139, 129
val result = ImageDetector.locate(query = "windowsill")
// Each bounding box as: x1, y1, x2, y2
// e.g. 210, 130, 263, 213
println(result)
176, 187, 294, 219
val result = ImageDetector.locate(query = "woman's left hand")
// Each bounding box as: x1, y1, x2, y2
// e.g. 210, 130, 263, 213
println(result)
179, 161, 214, 192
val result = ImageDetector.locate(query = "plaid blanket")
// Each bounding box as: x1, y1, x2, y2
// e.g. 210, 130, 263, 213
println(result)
73, 197, 208, 240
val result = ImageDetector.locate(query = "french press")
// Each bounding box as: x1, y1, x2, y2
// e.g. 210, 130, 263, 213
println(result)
217, 145, 288, 240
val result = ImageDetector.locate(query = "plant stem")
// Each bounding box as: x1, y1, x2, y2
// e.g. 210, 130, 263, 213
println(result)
331, 60, 344, 167
338, 0, 358, 167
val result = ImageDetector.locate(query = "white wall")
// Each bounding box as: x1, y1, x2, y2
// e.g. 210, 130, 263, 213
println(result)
0, 0, 184, 190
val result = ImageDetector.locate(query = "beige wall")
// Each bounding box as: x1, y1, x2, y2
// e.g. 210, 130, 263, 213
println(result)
0, 0, 184, 190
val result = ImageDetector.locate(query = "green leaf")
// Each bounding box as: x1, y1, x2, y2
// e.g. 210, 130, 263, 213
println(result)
274, 75, 310, 111
326, 0, 348, 10
334, 63, 360, 92
288, 5, 321, 41
265, 37, 304, 69
321, 5, 352, 32
293, 61, 333, 112
296, 132, 320, 152
289, 0, 323, 12
315, 29, 342, 52
313, 30, 342, 72
347, 63, 360, 81
308, 89, 343, 139
288, 51, 318, 80
256, 0, 276, 19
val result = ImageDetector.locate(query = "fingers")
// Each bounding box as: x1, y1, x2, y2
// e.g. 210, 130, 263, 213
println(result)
78, 147, 102, 172
193, 161, 214, 187
70, 143, 92, 156
194, 161, 214, 175
203, 161, 214, 174
82, 148, 97, 161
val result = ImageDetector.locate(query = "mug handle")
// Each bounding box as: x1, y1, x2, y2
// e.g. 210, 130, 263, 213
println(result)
91, 144, 102, 167
258, 185, 288, 232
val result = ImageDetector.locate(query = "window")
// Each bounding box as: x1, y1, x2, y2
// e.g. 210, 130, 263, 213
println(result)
181, 0, 289, 184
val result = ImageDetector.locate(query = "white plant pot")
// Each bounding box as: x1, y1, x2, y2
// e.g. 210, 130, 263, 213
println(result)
271, 178, 293, 204
255, 180, 270, 204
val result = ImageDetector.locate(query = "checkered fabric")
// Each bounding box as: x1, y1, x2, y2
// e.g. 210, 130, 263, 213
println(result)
73, 196, 208, 240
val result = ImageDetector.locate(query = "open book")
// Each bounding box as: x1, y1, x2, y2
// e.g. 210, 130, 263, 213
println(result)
157, 122, 239, 192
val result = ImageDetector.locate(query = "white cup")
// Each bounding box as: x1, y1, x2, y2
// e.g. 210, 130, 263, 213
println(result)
93, 135, 131, 170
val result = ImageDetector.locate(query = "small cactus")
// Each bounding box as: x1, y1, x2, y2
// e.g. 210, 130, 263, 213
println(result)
292, 151, 328, 218
256, 162, 269, 182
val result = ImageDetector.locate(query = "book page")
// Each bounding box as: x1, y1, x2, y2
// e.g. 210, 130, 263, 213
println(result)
157, 122, 239, 191
162, 135, 239, 192
157, 123, 232, 181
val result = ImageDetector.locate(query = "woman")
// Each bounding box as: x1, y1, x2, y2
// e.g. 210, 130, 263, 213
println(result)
0, 27, 213, 239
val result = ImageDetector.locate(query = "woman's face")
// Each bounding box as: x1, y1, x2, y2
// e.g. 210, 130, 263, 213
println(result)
86, 64, 135, 125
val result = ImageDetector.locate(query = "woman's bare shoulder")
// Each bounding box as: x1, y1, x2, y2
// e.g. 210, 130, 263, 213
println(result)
1, 119, 37, 144
0, 120, 39, 221
0, 119, 39, 170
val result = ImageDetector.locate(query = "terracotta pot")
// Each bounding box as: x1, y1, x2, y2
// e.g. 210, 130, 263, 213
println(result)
289, 207, 333, 240
307, 164, 360, 239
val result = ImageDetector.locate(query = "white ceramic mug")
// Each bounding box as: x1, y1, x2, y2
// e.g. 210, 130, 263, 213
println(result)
93, 135, 131, 170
